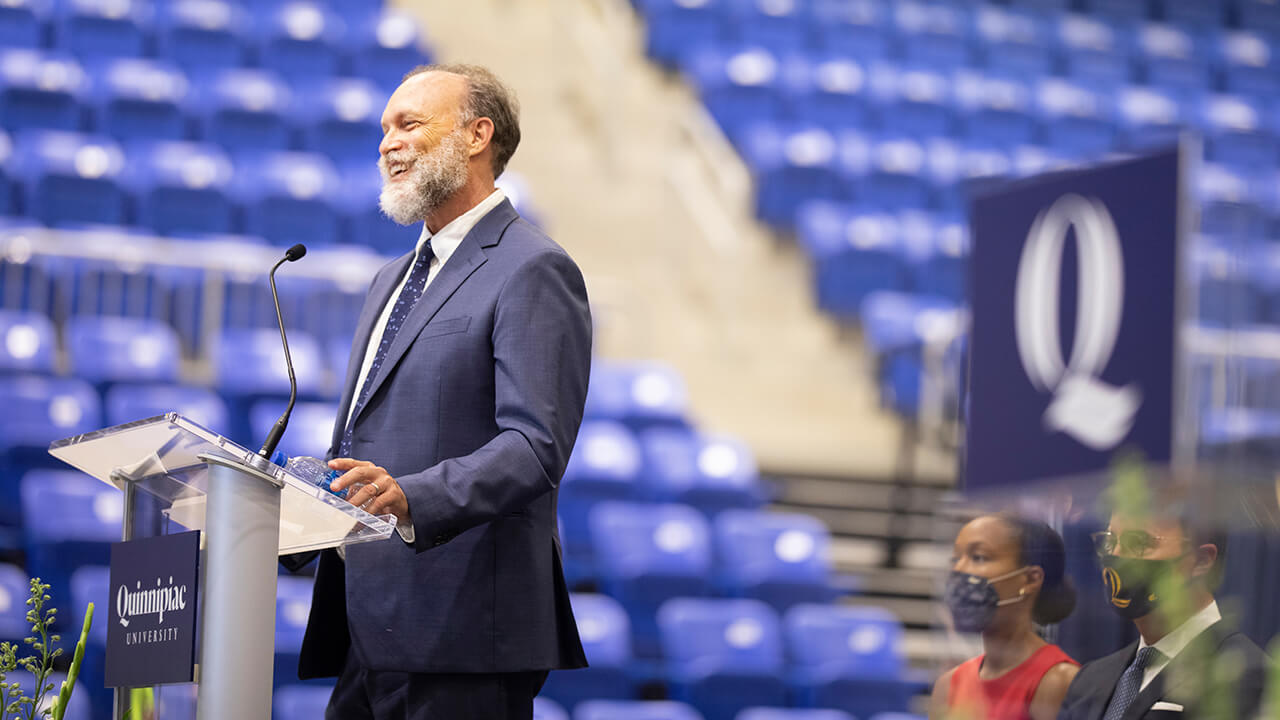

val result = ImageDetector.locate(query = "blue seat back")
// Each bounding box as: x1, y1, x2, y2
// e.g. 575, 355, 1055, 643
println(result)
0, 49, 87, 132
297, 78, 387, 169
737, 710, 855, 720
124, 140, 236, 236
13, 130, 126, 226
105, 383, 230, 432
53, 0, 149, 59
534, 697, 570, 720
575, 700, 705, 720
197, 69, 293, 153
232, 151, 342, 247
0, 375, 100, 449
275, 575, 313, 652
0, 309, 55, 374
639, 427, 761, 508
347, 10, 432, 91
66, 315, 182, 384
256, 1, 346, 83
273, 685, 334, 720
250, 400, 337, 459
21, 470, 122, 543
69, 565, 109, 647
0, 564, 30, 642
0, 0, 49, 48
584, 361, 689, 429
589, 501, 712, 580
215, 328, 324, 397
91, 59, 189, 142
784, 603, 905, 678
714, 510, 831, 588
569, 592, 632, 668
155, 0, 249, 75
657, 597, 783, 676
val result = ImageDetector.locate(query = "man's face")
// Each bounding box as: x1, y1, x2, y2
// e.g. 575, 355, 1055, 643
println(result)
377, 72, 472, 225
1104, 513, 1188, 563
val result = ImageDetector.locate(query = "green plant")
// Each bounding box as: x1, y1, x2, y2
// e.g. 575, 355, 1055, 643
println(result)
0, 579, 64, 720
51, 602, 92, 720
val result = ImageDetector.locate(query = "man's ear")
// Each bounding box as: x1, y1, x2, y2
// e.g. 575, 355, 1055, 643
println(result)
1189, 543, 1218, 580
468, 117, 494, 158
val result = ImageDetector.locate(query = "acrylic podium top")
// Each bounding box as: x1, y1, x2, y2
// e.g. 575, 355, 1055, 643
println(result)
48, 413, 397, 554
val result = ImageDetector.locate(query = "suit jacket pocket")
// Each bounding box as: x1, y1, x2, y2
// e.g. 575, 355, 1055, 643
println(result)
420, 316, 471, 339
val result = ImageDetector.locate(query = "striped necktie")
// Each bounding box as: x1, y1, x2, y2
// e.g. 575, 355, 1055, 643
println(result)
1101, 646, 1161, 720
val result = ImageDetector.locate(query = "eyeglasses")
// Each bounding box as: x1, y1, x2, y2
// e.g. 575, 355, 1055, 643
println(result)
1091, 530, 1180, 558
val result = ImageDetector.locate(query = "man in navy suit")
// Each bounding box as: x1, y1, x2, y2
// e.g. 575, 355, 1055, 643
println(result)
1056, 507, 1271, 720
287, 63, 591, 719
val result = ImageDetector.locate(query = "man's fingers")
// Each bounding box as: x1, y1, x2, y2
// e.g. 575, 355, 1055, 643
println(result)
331, 465, 383, 491
328, 458, 373, 471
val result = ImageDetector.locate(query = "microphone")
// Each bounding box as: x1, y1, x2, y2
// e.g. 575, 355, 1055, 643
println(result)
258, 243, 308, 459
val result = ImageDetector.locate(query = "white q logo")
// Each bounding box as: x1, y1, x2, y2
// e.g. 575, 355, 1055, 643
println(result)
1014, 194, 1141, 450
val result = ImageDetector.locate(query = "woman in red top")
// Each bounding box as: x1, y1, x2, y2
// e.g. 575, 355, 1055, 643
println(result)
928, 514, 1080, 720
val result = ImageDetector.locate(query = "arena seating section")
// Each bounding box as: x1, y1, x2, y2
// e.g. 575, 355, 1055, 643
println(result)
0, 1, 925, 718
633, 0, 1280, 436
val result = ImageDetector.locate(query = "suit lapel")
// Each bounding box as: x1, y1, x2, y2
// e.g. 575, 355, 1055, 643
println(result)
1088, 642, 1140, 720
330, 252, 414, 452
347, 199, 519, 428
1121, 623, 1228, 720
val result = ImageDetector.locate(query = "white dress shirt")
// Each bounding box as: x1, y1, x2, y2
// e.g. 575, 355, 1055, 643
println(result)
1137, 599, 1222, 690
343, 188, 506, 547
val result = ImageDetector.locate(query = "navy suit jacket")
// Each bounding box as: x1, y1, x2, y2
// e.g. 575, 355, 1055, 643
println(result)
293, 198, 591, 677
1056, 619, 1270, 720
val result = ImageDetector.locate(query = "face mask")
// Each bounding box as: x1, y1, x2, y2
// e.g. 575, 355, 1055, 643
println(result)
944, 567, 1030, 632
1100, 554, 1183, 620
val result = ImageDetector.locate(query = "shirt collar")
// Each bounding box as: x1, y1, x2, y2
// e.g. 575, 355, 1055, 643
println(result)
415, 188, 507, 267
1138, 599, 1221, 662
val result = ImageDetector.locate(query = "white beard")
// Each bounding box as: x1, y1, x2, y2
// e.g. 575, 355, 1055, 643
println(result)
378, 127, 470, 226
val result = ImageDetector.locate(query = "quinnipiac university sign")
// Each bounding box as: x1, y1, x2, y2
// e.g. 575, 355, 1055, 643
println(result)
106, 530, 200, 687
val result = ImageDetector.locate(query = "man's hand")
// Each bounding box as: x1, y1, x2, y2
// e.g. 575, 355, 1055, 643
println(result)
329, 458, 412, 528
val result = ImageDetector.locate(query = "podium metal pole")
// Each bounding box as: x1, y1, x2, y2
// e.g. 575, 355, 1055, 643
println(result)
195, 454, 283, 720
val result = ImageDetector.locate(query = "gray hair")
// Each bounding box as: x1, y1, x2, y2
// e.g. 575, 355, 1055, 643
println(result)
402, 63, 521, 178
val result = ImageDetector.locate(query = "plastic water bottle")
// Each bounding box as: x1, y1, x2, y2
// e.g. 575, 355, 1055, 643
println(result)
284, 456, 347, 499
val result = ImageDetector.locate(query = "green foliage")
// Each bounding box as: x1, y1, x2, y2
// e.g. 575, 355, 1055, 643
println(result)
0, 579, 77, 720
51, 603, 91, 720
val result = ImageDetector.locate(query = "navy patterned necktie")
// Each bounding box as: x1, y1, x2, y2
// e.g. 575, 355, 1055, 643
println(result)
1102, 646, 1161, 720
339, 241, 435, 457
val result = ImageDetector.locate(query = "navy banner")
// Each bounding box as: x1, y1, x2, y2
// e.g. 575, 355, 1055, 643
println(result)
106, 530, 200, 687
965, 147, 1185, 490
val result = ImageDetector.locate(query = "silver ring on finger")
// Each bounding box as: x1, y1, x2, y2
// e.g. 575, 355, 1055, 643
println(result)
369, 482, 380, 496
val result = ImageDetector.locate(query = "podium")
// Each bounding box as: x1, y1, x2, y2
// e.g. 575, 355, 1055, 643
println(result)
48, 413, 397, 720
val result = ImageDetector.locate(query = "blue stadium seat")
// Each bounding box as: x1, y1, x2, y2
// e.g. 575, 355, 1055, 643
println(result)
1134, 23, 1208, 93
0, 49, 87, 132
737, 710, 854, 720
1196, 162, 1265, 238
156, 685, 198, 720
927, 142, 1010, 215
273, 685, 334, 720
713, 510, 835, 610
255, 1, 346, 85
859, 291, 963, 415
21, 470, 119, 616
559, 419, 643, 571
575, 700, 705, 720
1086, 0, 1148, 21
1035, 78, 1116, 157
215, 328, 325, 399
1114, 85, 1183, 149
785, 604, 912, 716
232, 151, 343, 248
867, 715, 924, 720
637, 427, 764, 512
843, 133, 933, 211
583, 361, 690, 430
865, 63, 952, 137
658, 597, 787, 720
297, 78, 385, 169
250, 400, 337, 460
725, 0, 809, 54
638, 0, 727, 68
1200, 94, 1276, 172
1237, 0, 1280, 36
687, 47, 786, 143
0, 309, 55, 374
740, 124, 844, 227
810, 0, 890, 61
52, 0, 149, 60
0, 0, 49, 48
12, 130, 126, 226
89, 58, 190, 142
891, 1, 969, 68
0, 564, 31, 645
346, 9, 432, 91
0, 375, 100, 450
535, 697, 570, 720
1056, 14, 1131, 90
65, 315, 182, 385
786, 57, 872, 133
796, 202, 906, 315
123, 140, 236, 236
1217, 31, 1280, 98
1194, 237, 1256, 327
589, 501, 711, 657
69, 564, 109, 716
105, 383, 230, 432
540, 593, 634, 710
952, 71, 1036, 149
155, 0, 249, 76
192, 69, 293, 154
971, 6, 1052, 81
896, 209, 969, 299
0, 130, 11, 216
275, 575, 313, 688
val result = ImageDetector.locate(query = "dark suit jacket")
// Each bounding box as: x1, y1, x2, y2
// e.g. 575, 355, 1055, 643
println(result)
1057, 619, 1271, 720
290, 198, 591, 677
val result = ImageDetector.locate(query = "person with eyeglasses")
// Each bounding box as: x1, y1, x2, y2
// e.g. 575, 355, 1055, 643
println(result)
1056, 508, 1271, 719
930, 514, 1081, 720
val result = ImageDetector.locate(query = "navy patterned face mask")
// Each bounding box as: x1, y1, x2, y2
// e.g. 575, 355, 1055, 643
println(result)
944, 567, 1030, 632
